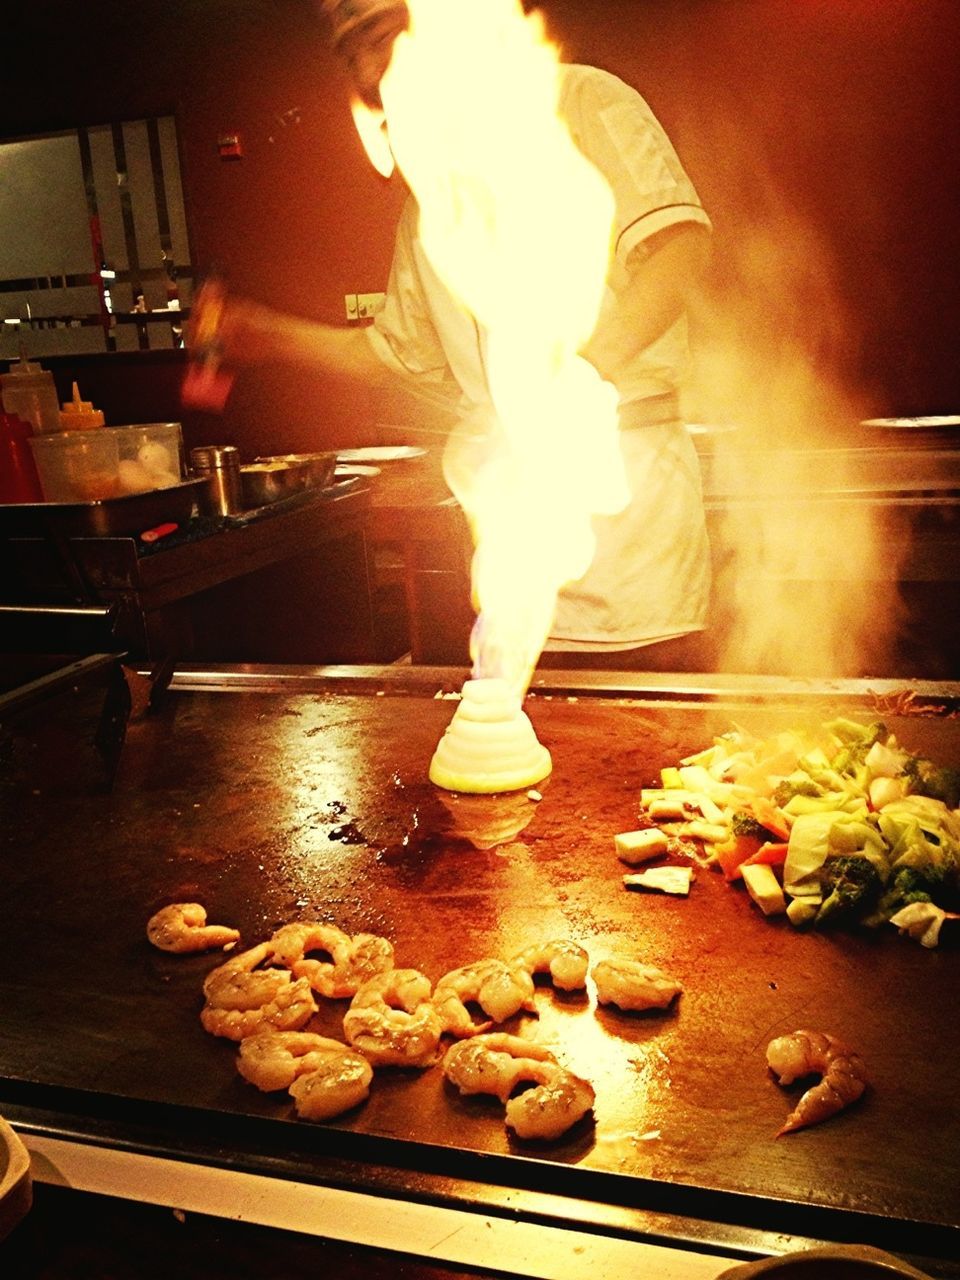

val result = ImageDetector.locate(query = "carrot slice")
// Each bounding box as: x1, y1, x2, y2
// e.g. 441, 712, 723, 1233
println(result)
735, 842, 789, 879
748, 795, 791, 841
715, 834, 764, 880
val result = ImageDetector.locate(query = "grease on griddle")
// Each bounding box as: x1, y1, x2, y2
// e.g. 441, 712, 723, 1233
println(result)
328, 821, 367, 845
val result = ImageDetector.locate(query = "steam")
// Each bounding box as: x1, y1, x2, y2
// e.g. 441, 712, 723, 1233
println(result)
687, 127, 907, 678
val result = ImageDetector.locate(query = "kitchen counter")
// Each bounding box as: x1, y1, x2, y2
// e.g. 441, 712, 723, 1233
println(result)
364, 435, 960, 673
0, 479, 378, 664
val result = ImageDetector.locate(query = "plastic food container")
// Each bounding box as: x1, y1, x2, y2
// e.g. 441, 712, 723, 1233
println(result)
29, 422, 184, 503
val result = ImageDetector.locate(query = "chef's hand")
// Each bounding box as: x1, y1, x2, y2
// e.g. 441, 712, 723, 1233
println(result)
185, 279, 282, 366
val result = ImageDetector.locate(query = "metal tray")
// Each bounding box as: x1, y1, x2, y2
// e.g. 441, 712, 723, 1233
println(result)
0, 477, 207, 538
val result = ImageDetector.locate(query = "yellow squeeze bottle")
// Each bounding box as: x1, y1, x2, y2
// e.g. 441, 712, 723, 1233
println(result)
59, 382, 106, 431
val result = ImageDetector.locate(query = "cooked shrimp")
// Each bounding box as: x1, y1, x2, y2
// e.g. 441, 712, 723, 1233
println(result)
288, 1046, 374, 1122
505, 1063, 596, 1141
237, 1030, 355, 1092
592, 958, 682, 1012
203, 942, 285, 1008
269, 922, 350, 969
200, 980, 317, 1041
443, 1033, 594, 1141
343, 968, 443, 1068
200, 941, 317, 1040
147, 902, 240, 954
269, 922, 395, 999
443, 1032, 557, 1100
766, 1029, 867, 1136
511, 940, 589, 991
433, 960, 536, 1037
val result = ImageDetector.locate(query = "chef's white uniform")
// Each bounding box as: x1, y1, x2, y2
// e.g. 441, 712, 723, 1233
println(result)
367, 63, 712, 652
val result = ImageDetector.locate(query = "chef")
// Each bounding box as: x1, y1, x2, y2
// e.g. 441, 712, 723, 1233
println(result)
198, 0, 714, 671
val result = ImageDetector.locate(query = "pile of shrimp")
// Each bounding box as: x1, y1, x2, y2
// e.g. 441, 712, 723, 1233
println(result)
148, 902, 867, 1138
147, 905, 682, 1136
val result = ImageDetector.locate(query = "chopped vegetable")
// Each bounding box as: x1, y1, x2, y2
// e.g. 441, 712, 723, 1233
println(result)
623, 866, 694, 896
637, 713, 960, 946
741, 864, 787, 916
815, 855, 883, 926
889, 901, 959, 948
615, 828, 669, 865
738, 841, 789, 873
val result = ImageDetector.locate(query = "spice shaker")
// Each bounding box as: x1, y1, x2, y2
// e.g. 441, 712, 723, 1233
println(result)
190, 444, 243, 515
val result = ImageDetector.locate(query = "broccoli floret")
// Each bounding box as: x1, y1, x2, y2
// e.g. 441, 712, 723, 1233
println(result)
828, 720, 889, 777
730, 810, 776, 843
814, 855, 883, 926
772, 776, 821, 807
901, 756, 960, 810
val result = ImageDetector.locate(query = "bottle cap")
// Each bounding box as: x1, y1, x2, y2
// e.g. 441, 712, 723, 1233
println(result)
61, 381, 99, 413
59, 381, 105, 430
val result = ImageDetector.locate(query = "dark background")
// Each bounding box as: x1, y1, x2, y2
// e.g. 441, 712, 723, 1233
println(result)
4, 0, 959, 460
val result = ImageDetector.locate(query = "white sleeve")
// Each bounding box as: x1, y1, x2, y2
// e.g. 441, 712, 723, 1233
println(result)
366, 200, 450, 380
560, 66, 711, 269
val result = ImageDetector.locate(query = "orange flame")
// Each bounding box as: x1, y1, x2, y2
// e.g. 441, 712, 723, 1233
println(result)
363, 0, 628, 700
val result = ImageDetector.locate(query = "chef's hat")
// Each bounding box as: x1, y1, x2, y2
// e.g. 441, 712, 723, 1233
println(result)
321, 0, 408, 47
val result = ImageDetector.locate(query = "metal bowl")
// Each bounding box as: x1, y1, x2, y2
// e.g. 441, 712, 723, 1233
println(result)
254, 452, 337, 490
240, 460, 311, 508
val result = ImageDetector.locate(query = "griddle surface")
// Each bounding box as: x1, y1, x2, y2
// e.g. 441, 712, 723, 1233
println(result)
2, 674, 959, 1253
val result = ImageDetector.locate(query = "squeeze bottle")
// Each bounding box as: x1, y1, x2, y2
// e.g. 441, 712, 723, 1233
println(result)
59, 382, 106, 431
0, 355, 61, 433
0, 410, 44, 502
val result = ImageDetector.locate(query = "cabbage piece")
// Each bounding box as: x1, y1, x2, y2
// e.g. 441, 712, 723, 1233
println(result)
889, 901, 959, 948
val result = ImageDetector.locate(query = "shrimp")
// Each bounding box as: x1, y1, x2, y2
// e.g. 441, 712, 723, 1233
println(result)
505, 1063, 596, 1142
200, 942, 317, 1040
288, 1047, 374, 1122
146, 902, 240, 954
236, 1030, 372, 1121
443, 1032, 557, 1099
433, 960, 536, 1037
203, 942, 286, 1007
237, 1030, 355, 1092
200, 981, 317, 1041
511, 940, 589, 991
592, 958, 682, 1012
443, 1033, 594, 1141
268, 922, 395, 999
343, 968, 443, 1068
766, 1029, 867, 1136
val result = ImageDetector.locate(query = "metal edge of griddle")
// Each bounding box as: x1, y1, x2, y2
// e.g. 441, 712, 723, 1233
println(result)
156, 663, 960, 714
0, 652, 124, 717
2, 1085, 958, 1275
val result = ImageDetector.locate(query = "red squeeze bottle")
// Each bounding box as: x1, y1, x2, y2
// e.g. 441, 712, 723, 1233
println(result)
0, 410, 44, 502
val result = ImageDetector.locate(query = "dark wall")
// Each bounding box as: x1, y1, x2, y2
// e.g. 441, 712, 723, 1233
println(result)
6, 0, 959, 456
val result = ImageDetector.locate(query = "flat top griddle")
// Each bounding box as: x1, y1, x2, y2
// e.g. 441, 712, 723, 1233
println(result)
2, 668, 959, 1264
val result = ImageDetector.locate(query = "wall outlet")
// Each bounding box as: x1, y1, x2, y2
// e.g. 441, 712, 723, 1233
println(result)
357, 292, 385, 319
344, 293, 359, 321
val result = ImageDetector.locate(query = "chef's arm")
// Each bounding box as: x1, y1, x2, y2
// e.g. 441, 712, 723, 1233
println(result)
582, 222, 711, 385
191, 289, 394, 388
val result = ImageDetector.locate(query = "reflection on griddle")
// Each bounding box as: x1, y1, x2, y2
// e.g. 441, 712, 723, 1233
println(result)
434, 782, 546, 849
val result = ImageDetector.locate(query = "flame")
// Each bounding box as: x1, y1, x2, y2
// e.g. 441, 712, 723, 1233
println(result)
366, 0, 628, 700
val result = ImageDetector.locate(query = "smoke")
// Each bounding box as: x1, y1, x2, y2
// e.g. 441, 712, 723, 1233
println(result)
687, 177, 907, 679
